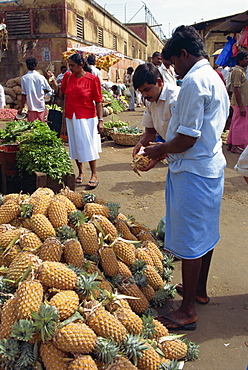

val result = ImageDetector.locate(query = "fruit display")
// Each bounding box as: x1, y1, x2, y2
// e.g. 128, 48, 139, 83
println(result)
0, 187, 199, 369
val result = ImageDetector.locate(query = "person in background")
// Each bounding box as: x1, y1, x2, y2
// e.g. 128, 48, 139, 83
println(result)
18, 57, 52, 122
56, 66, 67, 88
0, 84, 5, 109
159, 57, 177, 84
226, 51, 248, 154
47, 53, 103, 188
125, 67, 135, 111
87, 54, 103, 84
141, 25, 229, 330
151, 51, 162, 67
132, 63, 180, 163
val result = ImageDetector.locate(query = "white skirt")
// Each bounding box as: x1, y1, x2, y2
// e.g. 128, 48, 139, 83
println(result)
66, 114, 102, 163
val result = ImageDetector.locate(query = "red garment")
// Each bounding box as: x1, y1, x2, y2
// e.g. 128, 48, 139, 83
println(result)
215, 70, 225, 85
61, 71, 102, 119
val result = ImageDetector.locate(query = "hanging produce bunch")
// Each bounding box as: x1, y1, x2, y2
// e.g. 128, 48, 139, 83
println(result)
0, 187, 199, 369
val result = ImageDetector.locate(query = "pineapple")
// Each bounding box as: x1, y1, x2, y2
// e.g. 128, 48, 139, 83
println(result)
39, 237, 63, 262
140, 284, 155, 301
144, 265, 165, 290
31, 187, 54, 197
49, 290, 79, 320
39, 341, 68, 370
0, 243, 22, 267
0, 227, 27, 249
135, 247, 154, 266
38, 261, 78, 289
130, 221, 150, 236
63, 238, 85, 268
108, 356, 139, 370
118, 282, 149, 314
117, 260, 132, 279
47, 199, 68, 228
142, 240, 164, 260
0, 296, 17, 339
84, 300, 127, 343
93, 215, 118, 241
0, 201, 20, 224
131, 154, 150, 176
30, 193, 52, 215
115, 218, 138, 241
60, 187, 85, 208
77, 222, 100, 255
114, 305, 143, 335
68, 355, 98, 370
93, 336, 120, 367
83, 202, 110, 219
100, 245, 119, 277
30, 213, 56, 241
159, 338, 188, 360
112, 239, 136, 266
54, 321, 97, 353
19, 231, 42, 253
6, 252, 41, 285
54, 194, 77, 214
121, 334, 162, 370
153, 319, 169, 341
144, 248, 163, 274
15, 279, 43, 320
137, 230, 156, 243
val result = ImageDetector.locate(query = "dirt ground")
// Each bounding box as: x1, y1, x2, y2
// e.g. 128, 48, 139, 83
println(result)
74, 106, 248, 370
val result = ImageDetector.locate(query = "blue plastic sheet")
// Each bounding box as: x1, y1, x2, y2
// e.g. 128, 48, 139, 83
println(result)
215, 36, 236, 66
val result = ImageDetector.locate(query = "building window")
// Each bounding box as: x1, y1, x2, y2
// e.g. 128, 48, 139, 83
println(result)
132, 46, 135, 59
76, 15, 84, 40
113, 35, 117, 50
98, 27, 103, 47
6, 11, 31, 36
139, 49, 142, 60
124, 41, 127, 56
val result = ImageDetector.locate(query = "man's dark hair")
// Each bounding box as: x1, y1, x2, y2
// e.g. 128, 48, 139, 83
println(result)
61, 66, 67, 72
127, 67, 134, 73
87, 54, 96, 65
162, 25, 206, 60
152, 51, 161, 58
69, 53, 92, 72
236, 51, 248, 64
133, 63, 163, 90
25, 57, 38, 70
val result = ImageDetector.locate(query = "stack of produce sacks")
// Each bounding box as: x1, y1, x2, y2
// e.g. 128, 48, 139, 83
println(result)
3, 77, 22, 109
0, 187, 199, 369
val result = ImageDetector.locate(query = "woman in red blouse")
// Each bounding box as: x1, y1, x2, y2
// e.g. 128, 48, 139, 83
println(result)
48, 53, 103, 188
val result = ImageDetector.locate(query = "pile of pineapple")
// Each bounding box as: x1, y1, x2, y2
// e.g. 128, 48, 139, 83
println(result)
0, 187, 199, 370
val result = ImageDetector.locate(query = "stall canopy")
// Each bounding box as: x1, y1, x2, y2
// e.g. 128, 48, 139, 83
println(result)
207, 10, 248, 37
62, 46, 124, 72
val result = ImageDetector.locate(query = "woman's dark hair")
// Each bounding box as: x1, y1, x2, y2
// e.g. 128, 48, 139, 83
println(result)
162, 25, 206, 60
236, 51, 248, 64
87, 54, 96, 65
68, 53, 92, 72
25, 57, 38, 70
133, 63, 163, 90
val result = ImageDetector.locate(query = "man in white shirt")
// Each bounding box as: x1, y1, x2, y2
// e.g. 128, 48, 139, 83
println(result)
56, 65, 67, 88
132, 63, 180, 167
159, 58, 177, 85
87, 54, 103, 84
18, 57, 52, 122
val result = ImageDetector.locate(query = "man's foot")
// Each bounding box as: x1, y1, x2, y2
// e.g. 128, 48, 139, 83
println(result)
175, 283, 210, 304
156, 310, 198, 330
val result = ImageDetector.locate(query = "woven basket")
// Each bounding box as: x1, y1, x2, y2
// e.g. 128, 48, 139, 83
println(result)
110, 132, 143, 146
103, 127, 114, 138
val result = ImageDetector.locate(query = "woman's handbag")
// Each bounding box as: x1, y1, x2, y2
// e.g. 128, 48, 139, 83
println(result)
47, 94, 62, 138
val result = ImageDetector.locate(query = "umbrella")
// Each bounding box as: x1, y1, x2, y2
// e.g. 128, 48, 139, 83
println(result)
211, 48, 223, 57
62, 46, 124, 71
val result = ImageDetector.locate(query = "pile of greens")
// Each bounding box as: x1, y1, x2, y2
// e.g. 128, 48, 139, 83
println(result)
103, 120, 129, 129
113, 126, 143, 134
102, 89, 126, 113
0, 120, 73, 182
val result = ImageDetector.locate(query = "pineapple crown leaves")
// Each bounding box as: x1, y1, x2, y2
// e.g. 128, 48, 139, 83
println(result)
20, 203, 34, 219
120, 334, 149, 366
11, 319, 35, 342
130, 259, 147, 274
106, 202, 120, 222
31, 303, 59, 342
57, 310, 84, 330
55, 225, 78, 242
93, 336, 120, 366
0, 338, 20, 361
68, 210, 88, 228
101, 290, 132, 308
82, 192, 96, 205
150, 284, 176, 308
162, 253, 175, 270
182, 339, 200, 361
105, 274, 123, 289
130, 271, 148, 288
159, 359, 180, 370
75, 271, 100, 300
141, 314, 156, 339
158, 334, 185, 344
14, 342, 36, 369
2, 235, 20, 258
